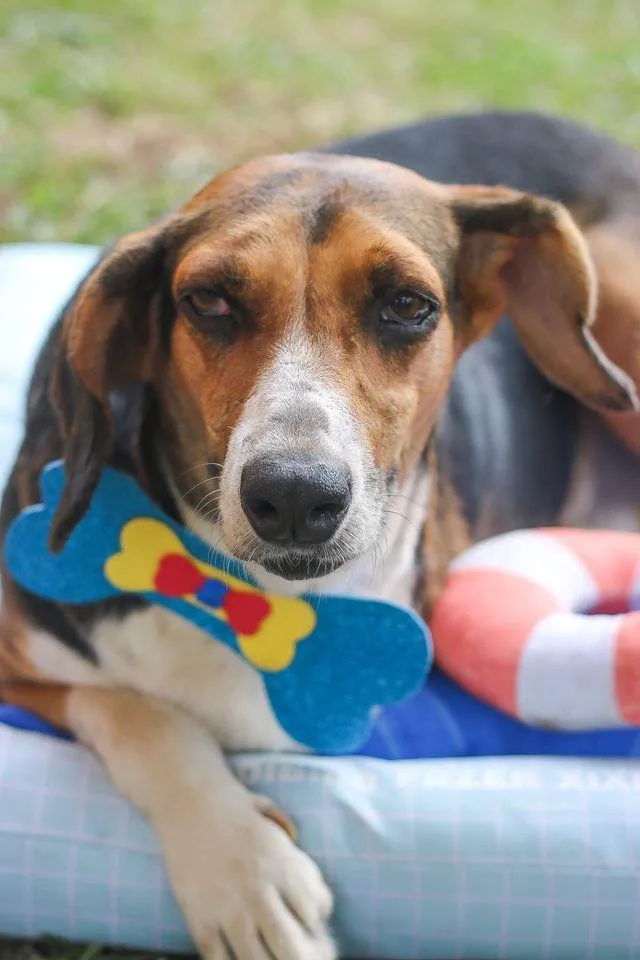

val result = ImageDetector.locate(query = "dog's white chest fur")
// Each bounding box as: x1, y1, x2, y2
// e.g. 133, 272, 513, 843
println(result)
28, 606, 296, 752
95, 607, 298, 752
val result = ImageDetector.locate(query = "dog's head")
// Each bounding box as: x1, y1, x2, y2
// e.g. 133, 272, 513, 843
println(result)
50, 153, 636, 587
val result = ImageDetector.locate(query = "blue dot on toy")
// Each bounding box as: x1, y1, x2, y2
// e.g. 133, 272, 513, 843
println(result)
196, 577, 227, 608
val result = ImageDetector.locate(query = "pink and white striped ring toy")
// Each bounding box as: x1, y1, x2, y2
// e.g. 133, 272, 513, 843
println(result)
431, 529, 640, 730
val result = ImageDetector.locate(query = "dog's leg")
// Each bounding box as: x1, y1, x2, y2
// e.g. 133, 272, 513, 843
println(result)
1, 681, 335, 960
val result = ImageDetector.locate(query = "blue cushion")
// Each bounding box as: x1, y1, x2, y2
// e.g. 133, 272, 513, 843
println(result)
2, 721, 640, 959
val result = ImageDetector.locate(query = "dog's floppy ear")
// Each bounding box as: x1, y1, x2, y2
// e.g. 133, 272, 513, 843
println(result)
49, 224, 176, 551
450, 186, 638, 413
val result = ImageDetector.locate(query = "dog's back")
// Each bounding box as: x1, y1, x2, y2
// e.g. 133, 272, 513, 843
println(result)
331, 111, 640, 220
333, 112, 640, 538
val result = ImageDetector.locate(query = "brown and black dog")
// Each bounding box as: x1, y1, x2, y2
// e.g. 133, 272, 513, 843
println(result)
2, 111, 640, 960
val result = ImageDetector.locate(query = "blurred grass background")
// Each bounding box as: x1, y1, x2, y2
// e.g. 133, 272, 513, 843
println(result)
2, 0, 640, 245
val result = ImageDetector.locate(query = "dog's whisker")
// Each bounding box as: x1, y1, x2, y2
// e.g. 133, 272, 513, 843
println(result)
184, 475, 222, 498
383, 507, 420, 536
391, 491, 429, 510
195, 490, 222, 514
177, 461, 223, 480
193, 486, 222, 510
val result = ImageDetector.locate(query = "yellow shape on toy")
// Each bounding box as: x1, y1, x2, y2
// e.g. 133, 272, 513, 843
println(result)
238, 594, 316, 671
105, 517, 183, 592
105, 517, 316, 672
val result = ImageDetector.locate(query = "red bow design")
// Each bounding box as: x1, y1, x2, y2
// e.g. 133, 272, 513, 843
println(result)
154, 554, 271, 635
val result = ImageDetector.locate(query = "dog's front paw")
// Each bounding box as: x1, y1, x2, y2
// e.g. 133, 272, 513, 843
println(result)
164, 791, 335, 960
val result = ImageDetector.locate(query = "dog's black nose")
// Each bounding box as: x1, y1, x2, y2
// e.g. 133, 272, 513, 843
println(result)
241, 455, 352, 545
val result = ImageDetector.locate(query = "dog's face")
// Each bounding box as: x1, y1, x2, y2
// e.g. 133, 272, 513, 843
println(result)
168, 157, 459, 584
52, 153, 636, 585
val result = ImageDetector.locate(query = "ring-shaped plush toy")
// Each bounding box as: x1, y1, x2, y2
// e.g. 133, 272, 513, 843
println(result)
431, 528, 640, 730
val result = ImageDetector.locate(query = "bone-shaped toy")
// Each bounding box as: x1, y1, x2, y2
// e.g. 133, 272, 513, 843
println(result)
4, 462, 431, 753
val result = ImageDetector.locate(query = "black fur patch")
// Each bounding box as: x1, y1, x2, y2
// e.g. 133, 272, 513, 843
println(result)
0, 281, 178, 666
436, 318, 577, 535
49, 363, 112, 553
308, 198, 343, 244
452, 195, 554, 238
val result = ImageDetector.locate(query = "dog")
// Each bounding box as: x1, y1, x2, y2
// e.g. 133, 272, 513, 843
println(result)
2, 110, 640, 960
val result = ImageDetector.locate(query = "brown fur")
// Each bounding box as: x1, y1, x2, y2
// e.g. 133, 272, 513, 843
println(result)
585, 221, 640, 452
0, 613, 41, 682
1, 681, 70, 729
420, 446, 472, 618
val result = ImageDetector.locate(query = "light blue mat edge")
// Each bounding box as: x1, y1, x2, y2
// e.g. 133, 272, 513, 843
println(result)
2, 723, 640, 960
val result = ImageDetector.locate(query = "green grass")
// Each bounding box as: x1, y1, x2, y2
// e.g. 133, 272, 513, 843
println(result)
2, 1, 640, 957
2, 0, 640, 245
0, 940, 169, 960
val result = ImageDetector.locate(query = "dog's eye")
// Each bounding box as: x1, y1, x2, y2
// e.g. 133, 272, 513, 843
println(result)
183, 289, 232, 318
380, 290, 440, 329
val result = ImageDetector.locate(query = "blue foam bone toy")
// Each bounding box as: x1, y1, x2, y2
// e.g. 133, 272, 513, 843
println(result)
4, 461, 431, 753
